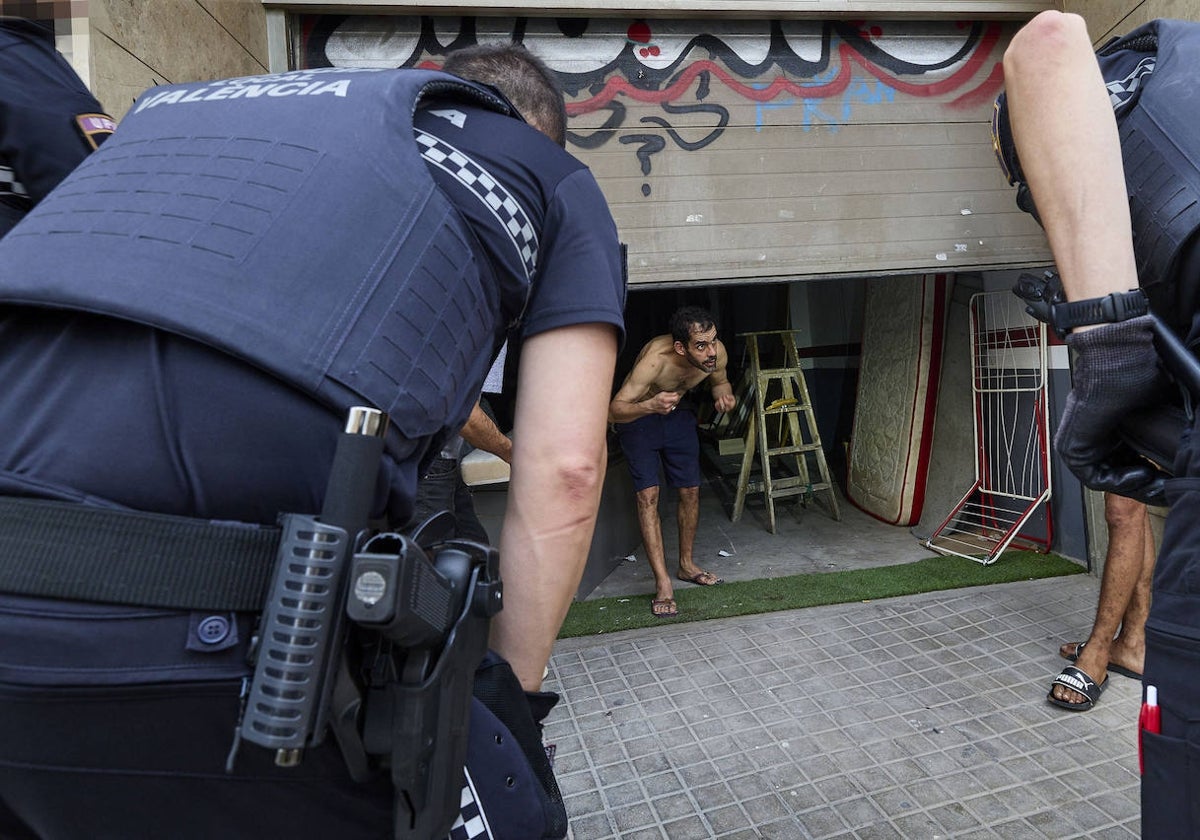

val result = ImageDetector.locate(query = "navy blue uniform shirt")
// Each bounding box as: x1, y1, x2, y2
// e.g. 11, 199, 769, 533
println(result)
0, 18, 113, 236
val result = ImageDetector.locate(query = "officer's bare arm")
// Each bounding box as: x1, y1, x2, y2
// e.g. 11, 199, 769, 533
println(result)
1003, 11, 1138, 307
490, 322, 618, 692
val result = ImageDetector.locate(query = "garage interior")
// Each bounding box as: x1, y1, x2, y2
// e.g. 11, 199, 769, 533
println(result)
470, 269, 1064, 601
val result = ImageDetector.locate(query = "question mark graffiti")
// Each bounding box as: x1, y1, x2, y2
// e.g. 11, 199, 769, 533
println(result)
616, 71, 728, 195
309, 17, 1000, 194
620, 134, 667, 195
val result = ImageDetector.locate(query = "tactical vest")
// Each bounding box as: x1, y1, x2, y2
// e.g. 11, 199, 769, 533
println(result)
1099, 19, 1200, 309
0, 68, 515, 461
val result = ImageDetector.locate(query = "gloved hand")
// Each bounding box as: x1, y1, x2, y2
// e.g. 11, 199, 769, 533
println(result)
1056, 316, 1174, 506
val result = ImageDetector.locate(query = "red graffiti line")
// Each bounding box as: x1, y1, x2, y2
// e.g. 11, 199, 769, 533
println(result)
845, 22, 1000, 98
949, 60, 1005, 110
565, 22, 1002, 117
566, 57, 853, 116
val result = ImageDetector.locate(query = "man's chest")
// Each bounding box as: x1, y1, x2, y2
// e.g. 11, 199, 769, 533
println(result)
661, 368, 709, 394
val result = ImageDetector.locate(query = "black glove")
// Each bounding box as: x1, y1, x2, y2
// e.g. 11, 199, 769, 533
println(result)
1055, 316, 1173, 505
1118, 401, 1187, 479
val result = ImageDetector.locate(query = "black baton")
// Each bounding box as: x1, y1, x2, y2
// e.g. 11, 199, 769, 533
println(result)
240, 406, 388, 767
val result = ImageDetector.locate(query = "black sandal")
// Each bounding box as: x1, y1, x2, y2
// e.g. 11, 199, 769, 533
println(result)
1047, 665, 1107, 712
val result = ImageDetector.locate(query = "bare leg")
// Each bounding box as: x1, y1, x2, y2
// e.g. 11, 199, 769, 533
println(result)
675, 485, 701, 577
1054, 494, 1150, 704
674, 485, 721, 585
635, 485, 673, 603
1108, 504, 1155, 674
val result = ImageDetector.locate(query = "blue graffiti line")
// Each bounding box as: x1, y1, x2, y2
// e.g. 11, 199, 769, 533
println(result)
750, 72, 839, 132
753, 81, 795, 133
839, 78, 895, 121
753, 66, 847, 132
802, 100, 839, 132
802, 63, 842, 88
751, 74, 898, 131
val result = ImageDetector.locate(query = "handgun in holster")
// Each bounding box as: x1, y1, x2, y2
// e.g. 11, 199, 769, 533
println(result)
236, 407, 503, 840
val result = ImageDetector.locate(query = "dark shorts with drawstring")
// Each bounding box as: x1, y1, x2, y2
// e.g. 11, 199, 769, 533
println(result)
613, 408, 700, 492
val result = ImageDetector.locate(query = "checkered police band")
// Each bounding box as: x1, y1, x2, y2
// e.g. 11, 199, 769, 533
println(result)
1107, 55, 1155, 113
448, 770, 495, 840
415, 128, 539, 282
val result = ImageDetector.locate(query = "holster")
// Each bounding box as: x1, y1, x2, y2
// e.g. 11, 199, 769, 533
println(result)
237, 410, 505, 840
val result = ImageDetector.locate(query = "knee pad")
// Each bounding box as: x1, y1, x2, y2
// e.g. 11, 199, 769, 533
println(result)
454, 651, 567, 840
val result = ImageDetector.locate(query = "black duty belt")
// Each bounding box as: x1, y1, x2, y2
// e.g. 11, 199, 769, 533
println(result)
0, 496, 280, 611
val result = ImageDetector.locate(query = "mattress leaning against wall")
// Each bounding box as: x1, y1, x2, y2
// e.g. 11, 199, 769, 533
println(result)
846, 273, 951, 526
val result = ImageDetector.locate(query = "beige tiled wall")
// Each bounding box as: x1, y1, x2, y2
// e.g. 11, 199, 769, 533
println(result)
88, 0, 269, 119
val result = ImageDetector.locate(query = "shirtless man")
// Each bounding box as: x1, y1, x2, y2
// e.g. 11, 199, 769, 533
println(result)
609, 306, 736, 617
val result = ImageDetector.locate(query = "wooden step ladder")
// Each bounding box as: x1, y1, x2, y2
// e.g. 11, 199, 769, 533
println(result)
732, 330, 841, 533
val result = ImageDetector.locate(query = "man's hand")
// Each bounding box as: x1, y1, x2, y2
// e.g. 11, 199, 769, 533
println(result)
713, 392, 735, 414
1056, 316, 1173, 505
649, 391, 681, 414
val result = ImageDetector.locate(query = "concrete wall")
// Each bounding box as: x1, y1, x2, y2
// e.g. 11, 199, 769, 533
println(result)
1067, 0, 1200, 42
87, 0, 270, 119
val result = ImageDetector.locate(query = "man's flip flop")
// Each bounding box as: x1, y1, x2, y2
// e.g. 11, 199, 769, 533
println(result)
1106, 662, 1143, 681
677, 571, 723, 586
1047, 665, 1107, 712
651, 598, 678, 618
1061, 640, 1142, 680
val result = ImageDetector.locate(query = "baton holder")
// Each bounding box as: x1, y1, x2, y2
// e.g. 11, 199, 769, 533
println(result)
240, 513, 350, 754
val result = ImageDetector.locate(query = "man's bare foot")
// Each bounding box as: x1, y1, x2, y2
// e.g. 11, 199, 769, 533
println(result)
1107, 638, 1145, 680
651, 597, 678, 618
1047, 665, 1106, 711
1059, 638, 1142, 680
677, 569, 723, 586
1059, 640, 1086, 661
1052, 641, 1110, 706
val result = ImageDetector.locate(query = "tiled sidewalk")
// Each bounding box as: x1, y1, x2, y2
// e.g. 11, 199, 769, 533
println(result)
546, 575, 1140, 839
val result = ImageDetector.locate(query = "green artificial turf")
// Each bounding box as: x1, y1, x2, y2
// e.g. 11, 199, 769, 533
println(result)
557, 550, 1085, 639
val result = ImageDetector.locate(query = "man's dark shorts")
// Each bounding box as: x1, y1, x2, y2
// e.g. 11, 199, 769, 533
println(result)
613, 408, 701, 492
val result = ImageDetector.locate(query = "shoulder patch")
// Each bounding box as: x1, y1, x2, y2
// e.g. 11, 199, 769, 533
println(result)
75, 113, 117, 150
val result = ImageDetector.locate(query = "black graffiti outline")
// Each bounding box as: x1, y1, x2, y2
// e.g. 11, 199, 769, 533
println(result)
303, 15, 985, 87
301, 15, 991, 190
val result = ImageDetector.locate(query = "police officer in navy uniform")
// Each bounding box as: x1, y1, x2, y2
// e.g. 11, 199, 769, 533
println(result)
996, 12, 1200, 838
0, 17, 113, 237
0, 44, 623, 839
